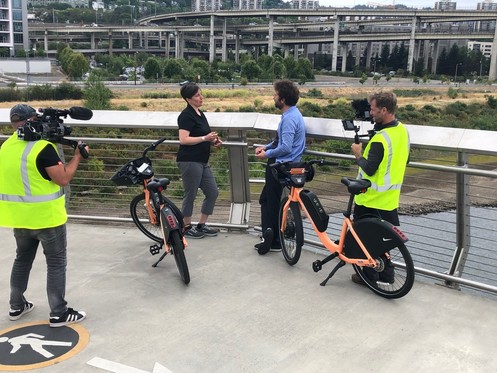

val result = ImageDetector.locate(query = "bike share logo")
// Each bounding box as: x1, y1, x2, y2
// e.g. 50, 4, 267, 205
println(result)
0, 322, 89, 370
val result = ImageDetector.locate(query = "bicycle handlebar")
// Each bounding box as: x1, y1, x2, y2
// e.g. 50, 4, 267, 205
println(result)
142, 137, 168, 158
269, 159, 338, 168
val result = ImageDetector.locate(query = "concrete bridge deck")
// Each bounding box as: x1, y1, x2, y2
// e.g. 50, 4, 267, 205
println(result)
0, 223, 496, 372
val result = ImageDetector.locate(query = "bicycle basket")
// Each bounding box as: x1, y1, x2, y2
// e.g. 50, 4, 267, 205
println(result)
111, 157, 154, 186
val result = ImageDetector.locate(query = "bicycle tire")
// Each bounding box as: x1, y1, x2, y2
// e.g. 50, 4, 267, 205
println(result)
168, 230, 190, 285
130, 193, 162, 242
279, 197, 304, 265
353, 242, 415, 299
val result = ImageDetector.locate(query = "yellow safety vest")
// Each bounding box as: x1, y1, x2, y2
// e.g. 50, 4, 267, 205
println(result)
355, 122, 410, 211
0, 134, 66, 228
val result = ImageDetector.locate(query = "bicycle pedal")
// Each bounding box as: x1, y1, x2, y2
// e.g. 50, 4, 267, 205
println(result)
149, 244, 161, 255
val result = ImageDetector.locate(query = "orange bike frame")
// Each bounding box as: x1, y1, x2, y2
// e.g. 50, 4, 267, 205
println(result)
281, 170, 378, 268
142, 179, 188, 252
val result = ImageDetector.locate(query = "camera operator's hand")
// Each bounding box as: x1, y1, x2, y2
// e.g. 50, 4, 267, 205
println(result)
351, 143, 363, 161
76, 141, 90, 159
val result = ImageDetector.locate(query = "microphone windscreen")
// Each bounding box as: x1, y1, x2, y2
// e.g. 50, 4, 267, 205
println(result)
68, 107, 93, 120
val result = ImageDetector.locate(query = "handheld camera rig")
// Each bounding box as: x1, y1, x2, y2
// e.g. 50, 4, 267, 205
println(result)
17, 106, 92, 158
341, 98, 376, 144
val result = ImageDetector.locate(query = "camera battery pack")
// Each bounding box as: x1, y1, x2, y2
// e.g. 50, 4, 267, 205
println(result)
299, 189, 329, 232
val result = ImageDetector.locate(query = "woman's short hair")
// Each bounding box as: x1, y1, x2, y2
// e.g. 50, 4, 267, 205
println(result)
274, 80, 300, 107
180, 82, 200, 100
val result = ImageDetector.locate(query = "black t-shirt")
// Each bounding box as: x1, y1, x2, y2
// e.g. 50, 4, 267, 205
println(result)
36, 144, 62, 180
176, 104, 212, 164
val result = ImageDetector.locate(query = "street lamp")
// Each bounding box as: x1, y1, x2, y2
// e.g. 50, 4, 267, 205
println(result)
454, 63, 462, 85
479, 59, 483, 78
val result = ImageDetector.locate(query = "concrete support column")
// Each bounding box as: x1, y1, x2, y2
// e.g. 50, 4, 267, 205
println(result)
268, 17, 275, 57
331, 17, 340, 71
90, 33, 96, 49
222, 18, 227, 62
423, 40, 431, 70
355, 42, 361, 67
44, 30, 48, 53
341, 43, 347, 73
175, 32, 180, 59
489, 19, 497, 80
209, 15, 215, 63
235, 33, 240, 63
165, 33, 170, 58
365, 42, 372, 69
407, 16, 417, 73
431, 40, 439, 74
128, 32, 133, 49
108, 30, 113, 56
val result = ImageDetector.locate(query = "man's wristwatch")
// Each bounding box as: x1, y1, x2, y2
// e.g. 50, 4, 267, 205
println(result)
201, 136, 205, 142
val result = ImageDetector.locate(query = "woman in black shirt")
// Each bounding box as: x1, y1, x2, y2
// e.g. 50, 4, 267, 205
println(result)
177, 83, 222, 239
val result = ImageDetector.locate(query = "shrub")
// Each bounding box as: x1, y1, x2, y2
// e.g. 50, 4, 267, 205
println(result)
448, 87, 459, 99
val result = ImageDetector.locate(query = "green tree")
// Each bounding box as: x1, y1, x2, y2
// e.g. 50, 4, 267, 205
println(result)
83, 74, 113, 110
67, 53, 89, 79
241, 60, 262, 81
163, 59, 184, 79
144, 57, 161, 80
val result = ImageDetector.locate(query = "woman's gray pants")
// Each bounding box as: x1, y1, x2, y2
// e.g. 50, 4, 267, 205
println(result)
177, 161, 219, 217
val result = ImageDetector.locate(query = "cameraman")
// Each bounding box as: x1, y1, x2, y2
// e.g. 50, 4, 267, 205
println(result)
0, 104, 89, 327
350, 92, 410, 286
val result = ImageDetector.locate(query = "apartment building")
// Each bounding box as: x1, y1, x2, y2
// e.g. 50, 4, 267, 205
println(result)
192, 0, 222, 11
0, 0, 29, 55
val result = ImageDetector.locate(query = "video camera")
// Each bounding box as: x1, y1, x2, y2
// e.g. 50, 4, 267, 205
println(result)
341, 99, 376, 145
17, 106, 92, 158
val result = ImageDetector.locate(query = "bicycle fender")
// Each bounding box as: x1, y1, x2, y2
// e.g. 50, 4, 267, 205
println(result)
344, 217, 408, 259
160, 207, 181, 242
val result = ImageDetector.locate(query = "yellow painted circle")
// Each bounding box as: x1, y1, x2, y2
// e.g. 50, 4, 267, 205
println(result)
0, 321, 89, 371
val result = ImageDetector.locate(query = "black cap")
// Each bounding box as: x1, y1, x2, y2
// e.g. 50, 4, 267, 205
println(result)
10, 104, 37, 123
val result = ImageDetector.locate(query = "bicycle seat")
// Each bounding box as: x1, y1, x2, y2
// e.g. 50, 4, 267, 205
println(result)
340, 177, 371, 195
147, 178, 170, 192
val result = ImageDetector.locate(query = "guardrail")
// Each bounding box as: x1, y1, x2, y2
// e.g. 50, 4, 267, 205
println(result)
1, 110, 497, 297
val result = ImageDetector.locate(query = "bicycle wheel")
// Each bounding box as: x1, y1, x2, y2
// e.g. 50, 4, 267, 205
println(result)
279, 197, 304, 265
353, 243, 415, 299
168, 230, 190, 285
130, 193, 162, 242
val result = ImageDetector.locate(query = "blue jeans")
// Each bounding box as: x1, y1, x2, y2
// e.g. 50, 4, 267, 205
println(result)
11, 224, 68, 317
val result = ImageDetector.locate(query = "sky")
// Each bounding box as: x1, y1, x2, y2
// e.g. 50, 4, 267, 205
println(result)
317, 0, 485, 9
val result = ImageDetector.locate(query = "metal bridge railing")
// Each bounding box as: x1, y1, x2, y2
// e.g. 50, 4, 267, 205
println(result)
2, 110, 497, 298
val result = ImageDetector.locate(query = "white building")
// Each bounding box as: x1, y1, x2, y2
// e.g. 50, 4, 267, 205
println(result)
192, 0, 222, 11
0, 0, 29, 55
291, 0, 319, 9
434, 1, 457, 10
468, 40, 493, 58
237, 0, 264, 9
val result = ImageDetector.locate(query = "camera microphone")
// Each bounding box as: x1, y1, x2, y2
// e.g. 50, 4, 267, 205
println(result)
68, 107, 93, 121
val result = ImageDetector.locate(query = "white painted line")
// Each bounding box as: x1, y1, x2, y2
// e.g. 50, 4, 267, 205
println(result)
153, 362, 173, 373
87, 357, 151, 373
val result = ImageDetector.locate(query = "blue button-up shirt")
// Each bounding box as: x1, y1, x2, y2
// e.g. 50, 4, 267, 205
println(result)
265, 106, 306, 163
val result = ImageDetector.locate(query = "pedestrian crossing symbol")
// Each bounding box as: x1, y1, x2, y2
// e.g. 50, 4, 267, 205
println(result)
0, 321, 89, 370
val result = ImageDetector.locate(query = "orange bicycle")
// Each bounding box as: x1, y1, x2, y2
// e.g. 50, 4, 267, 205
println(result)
271, 160, 415, 299
112, 137, 190, 284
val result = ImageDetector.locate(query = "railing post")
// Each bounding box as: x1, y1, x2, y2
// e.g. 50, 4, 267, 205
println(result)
226, 129, 251, 225
446, 151, 471, 288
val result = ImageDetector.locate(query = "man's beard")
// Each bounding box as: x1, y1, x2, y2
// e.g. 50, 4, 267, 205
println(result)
274, 100, 284, 110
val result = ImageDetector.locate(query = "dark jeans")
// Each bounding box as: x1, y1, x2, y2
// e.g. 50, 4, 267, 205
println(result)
11, 224, 68, 317
259, 159, 283, 246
